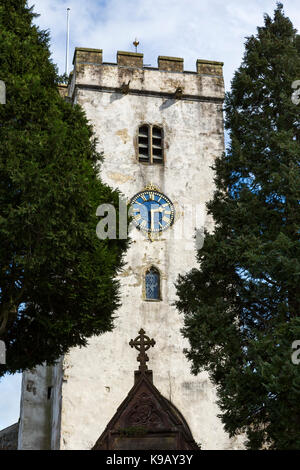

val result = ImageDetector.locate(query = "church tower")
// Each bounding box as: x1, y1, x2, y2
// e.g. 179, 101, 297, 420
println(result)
18, 48, 243, 450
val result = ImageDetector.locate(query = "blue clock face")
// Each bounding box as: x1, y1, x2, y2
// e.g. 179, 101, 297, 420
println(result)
131, 189, 175, 233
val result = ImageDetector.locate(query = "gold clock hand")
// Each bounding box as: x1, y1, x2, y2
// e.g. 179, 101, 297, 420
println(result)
150, 206, 163, 230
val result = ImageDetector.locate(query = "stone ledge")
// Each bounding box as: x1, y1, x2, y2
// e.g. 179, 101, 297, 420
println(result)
158, 56, 184, 62
75, 83, 224, 103
117, 51, 143, 57
197, 59, 224, 66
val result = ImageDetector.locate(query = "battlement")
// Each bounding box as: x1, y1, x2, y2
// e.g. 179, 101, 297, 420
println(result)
72, 47, 223, 76
68, 48, 224, 102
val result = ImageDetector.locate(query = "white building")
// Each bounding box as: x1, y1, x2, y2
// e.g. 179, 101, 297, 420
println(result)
15, 48, 243, 450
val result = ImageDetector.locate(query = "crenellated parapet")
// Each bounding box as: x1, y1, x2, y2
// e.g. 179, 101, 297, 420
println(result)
68, 48, 224, 102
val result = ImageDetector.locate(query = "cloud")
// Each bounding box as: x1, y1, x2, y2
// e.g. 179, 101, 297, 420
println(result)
29, 0, 300, 89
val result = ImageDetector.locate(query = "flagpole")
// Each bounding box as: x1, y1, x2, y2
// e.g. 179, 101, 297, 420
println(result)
65, 8, 70, 76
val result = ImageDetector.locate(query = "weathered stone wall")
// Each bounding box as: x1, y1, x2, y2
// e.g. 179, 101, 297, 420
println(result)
50, 358, 63, 450
18, 365, 53, 449
19, 50, 244, 450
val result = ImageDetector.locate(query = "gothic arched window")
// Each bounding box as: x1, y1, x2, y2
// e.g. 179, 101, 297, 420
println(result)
145, 267, 160, 300
138, 125, 163, 164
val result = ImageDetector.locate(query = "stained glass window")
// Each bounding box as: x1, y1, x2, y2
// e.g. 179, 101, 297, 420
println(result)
145, 267, 160, 300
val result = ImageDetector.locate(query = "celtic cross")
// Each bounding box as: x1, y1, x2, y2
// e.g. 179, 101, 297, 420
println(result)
129, 328, 156, 373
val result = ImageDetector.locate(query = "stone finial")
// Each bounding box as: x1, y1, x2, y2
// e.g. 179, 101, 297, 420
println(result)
158, 56, 184, 73
197, 59, 223, 76
117, 51, 143, 68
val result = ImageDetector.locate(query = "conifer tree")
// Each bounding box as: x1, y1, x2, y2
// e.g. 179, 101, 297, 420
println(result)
176, 4, 300, 449
0, 1, 128, 376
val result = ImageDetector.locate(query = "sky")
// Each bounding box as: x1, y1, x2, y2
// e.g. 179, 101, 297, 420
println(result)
1, 0, 300, 431
28, 0, 300, 90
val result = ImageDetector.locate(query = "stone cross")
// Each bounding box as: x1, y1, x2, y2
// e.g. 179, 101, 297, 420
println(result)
129, 328, 155, 373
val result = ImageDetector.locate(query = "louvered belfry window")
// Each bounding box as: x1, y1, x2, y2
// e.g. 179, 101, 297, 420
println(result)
145, 267, 160, 300
138, 125, 163, 164
152, 126, 163, 163
138, 125, 149, 162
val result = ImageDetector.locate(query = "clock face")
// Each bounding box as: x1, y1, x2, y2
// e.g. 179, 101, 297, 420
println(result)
131, 189, 175, 233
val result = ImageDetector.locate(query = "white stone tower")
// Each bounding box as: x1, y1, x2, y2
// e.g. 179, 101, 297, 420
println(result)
18, 49, 243, 450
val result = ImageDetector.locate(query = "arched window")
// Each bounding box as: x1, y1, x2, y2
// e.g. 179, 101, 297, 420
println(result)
145, 267, 160, 300
138, 125, 163, 164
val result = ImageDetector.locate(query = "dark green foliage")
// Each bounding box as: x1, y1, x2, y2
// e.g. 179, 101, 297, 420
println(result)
176, 4, 300, 449
0, 1, 128, 375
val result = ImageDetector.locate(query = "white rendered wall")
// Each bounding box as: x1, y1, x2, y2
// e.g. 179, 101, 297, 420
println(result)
19, 60, 244, 450
18, 365, 52, 449
56, 63, 243, 450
